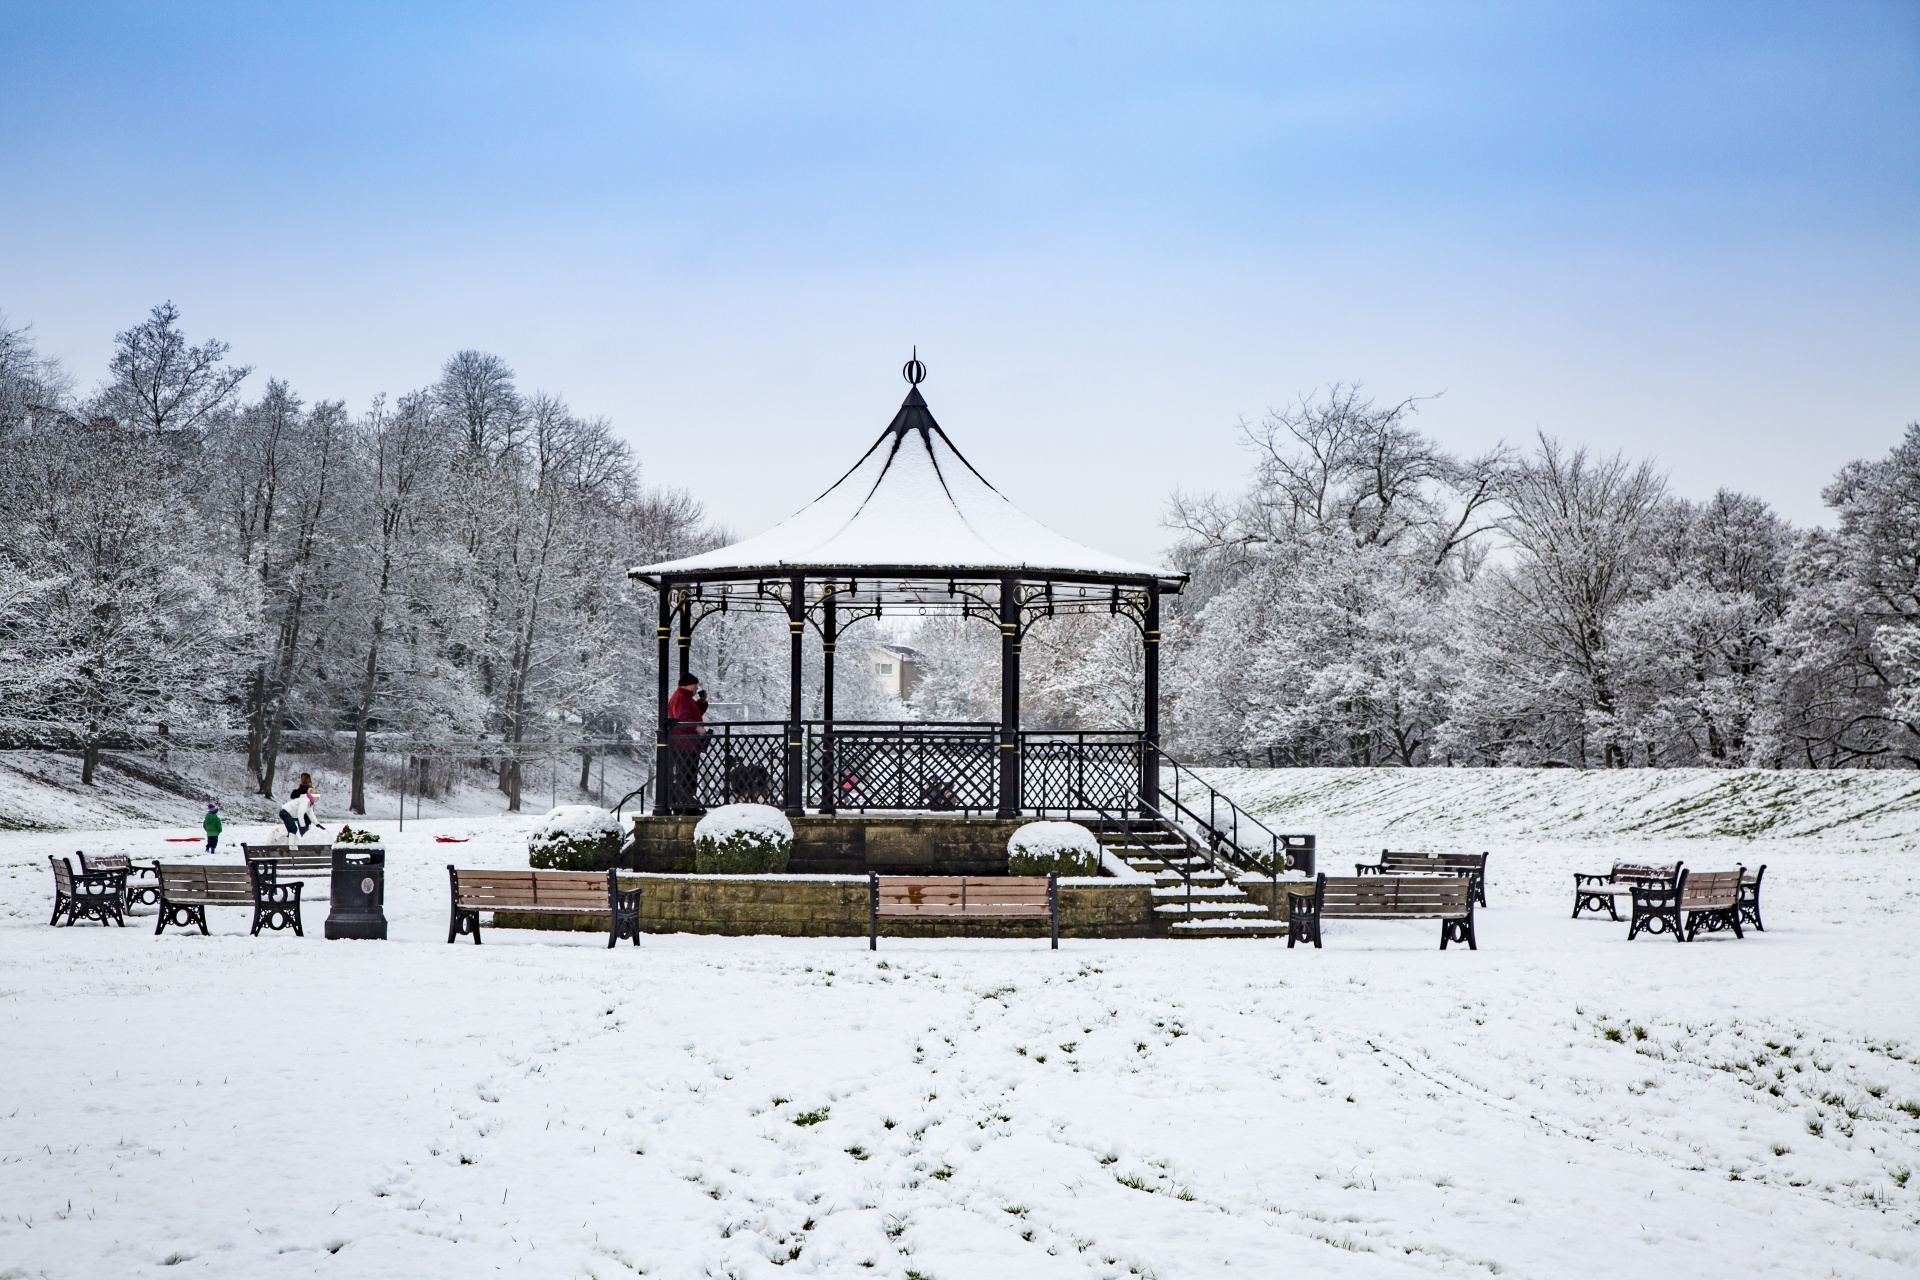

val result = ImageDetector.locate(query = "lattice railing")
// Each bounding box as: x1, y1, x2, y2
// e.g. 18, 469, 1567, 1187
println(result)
662, 721, 1154, 817
816, 723, 999, 812
1020, 732, 1141, 813
664, 722, 789, 810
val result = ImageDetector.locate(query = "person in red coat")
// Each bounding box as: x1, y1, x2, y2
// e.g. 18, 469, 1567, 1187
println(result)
666, 672, 709, 811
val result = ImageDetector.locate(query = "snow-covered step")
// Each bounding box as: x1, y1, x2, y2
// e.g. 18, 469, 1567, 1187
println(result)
1149, 885, 1248, 899
1168, 917, 1289, 938
1153, 901, 1271, 916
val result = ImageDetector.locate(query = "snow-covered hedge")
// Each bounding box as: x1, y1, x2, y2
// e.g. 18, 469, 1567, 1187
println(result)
694, 804, 794, 874
529, 805, 624, 870
1006, 821, 1100, 877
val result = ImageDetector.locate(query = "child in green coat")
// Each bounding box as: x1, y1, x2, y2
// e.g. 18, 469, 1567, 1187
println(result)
203, 803, 223, 854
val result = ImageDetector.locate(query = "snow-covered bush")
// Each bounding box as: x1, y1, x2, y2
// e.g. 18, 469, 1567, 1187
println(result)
1007, 821, 1099, 877
529, 805, 624, 870
693, 804, 794, 874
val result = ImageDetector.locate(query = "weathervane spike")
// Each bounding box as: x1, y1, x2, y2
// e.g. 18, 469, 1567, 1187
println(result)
902, 346, 925, 386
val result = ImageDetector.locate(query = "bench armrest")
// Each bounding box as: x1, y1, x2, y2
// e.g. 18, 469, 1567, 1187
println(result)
1629, 882, 1679, 908
1572, 872, 1613, 889
255, 879, 303, 906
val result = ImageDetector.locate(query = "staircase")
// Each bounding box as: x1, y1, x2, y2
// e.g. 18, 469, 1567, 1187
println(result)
1080, 753, 1315, 940
1090, 818, 1290, 939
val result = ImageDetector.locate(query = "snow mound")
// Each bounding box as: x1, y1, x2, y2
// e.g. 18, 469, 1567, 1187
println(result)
1007, 820, 1098, 860
533, 805, 622, 840
694, 804, 794, 845
1007, 820, 1100, 876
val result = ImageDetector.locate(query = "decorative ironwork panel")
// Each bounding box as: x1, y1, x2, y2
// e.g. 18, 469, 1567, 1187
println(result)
666, 724, 790, 810
1020, 733, 1142, 813
820, 725, 999, 812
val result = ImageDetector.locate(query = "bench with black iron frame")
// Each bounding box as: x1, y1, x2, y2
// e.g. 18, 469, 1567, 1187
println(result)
242, 844, 338, 897
1356, 850, 1489, 907
869, 874, 1059, 950
446, 867, 642, 948
77, 852, 160, 910
1288, 874, 1476, 950
1737, 865, 1766, 932
49, 856, 127, 927
1628, 867, 1746, 942
155, 863, 304, 936
1573, 861, 1681, 921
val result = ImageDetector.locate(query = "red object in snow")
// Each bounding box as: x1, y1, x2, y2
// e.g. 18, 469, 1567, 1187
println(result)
434, 835, 470, 843
164, 837, 201, 842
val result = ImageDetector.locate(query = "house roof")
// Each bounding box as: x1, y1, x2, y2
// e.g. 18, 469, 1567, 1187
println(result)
631, 384, 1178, 584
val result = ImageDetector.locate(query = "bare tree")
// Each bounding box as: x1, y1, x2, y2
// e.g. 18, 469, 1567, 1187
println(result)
101, 302, 251, 434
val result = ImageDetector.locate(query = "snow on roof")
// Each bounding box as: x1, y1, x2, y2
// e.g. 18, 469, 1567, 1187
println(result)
631, 386, 1178, 582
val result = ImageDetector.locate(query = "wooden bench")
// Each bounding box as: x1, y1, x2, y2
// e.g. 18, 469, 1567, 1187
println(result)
243, 843, 338, 897
868, 874, 1059, 950
1288, 874, 1476, 950
1356, 850, 1489, 906
1628, 867, 1746, 942
49, 856, 127, 927
1573, 861, 1681, 920
76, 852, 160, 909
156, 863, 304, 936
446, 867, 642, 948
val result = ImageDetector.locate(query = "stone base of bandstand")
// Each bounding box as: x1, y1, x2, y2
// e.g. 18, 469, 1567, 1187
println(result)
626, 814, 1032, 877
494, 874, 1159, 939
491, 814, 1167, 939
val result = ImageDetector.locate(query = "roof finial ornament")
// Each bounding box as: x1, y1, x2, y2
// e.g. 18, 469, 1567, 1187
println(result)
902, 346, 925, 386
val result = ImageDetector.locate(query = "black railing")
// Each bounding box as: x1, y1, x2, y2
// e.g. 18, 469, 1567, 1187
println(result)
1021, 731, 1143, 814
658, 721, 1146, 815
821, 722, 999, 812
1158, 755, 1314, 881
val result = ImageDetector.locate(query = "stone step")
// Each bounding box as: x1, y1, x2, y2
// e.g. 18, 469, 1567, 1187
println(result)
1153, 901, 1271, 917
1149, 885, 1248, 899
1168, 917, 1289, 938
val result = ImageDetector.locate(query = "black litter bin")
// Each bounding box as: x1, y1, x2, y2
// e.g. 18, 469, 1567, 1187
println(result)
1281, 834, 1315, 878
325, 848, 387, 940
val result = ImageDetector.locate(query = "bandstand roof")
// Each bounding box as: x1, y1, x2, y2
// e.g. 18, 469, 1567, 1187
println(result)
630, 383, 1181, 587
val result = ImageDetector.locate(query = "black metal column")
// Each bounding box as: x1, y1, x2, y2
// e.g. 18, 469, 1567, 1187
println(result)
785, 574, 805, 816
677, 587, 693, 680
997, 573, 1021, 819
821, 592, 837, 814
652, 581, 673, 814
1141, 582, 1161, 817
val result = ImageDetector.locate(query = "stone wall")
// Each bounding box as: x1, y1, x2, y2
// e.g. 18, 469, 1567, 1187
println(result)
493, 873, 1159, 939
627, 814, 1028, 876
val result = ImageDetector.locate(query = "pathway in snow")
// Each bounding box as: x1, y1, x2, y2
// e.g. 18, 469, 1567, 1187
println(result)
2, 803, 1917, 1278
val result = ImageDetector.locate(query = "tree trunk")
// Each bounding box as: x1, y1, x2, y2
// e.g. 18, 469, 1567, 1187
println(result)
578, 749, 591, 792
81, 739, 99, 785
349, 627, 383, 816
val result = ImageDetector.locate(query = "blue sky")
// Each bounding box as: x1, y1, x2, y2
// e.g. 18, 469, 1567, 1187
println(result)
3, 2, 1916, 559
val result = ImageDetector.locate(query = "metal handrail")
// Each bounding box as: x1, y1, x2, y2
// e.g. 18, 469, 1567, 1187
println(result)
1159, 754, 1286, 873
1084, 798, 1194, 913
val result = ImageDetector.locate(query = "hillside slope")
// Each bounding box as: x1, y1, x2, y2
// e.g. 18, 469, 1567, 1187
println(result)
1196, 766, 1920, 849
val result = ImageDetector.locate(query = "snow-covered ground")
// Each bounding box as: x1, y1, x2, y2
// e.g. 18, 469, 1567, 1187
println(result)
3, 771, 1919, 1278
0, 748, 648, 831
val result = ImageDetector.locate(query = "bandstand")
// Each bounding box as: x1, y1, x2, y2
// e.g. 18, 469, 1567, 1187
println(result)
629, 357, 1184, 823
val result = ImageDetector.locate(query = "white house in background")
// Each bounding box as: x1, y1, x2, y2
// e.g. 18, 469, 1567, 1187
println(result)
868, 644, 922, 702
